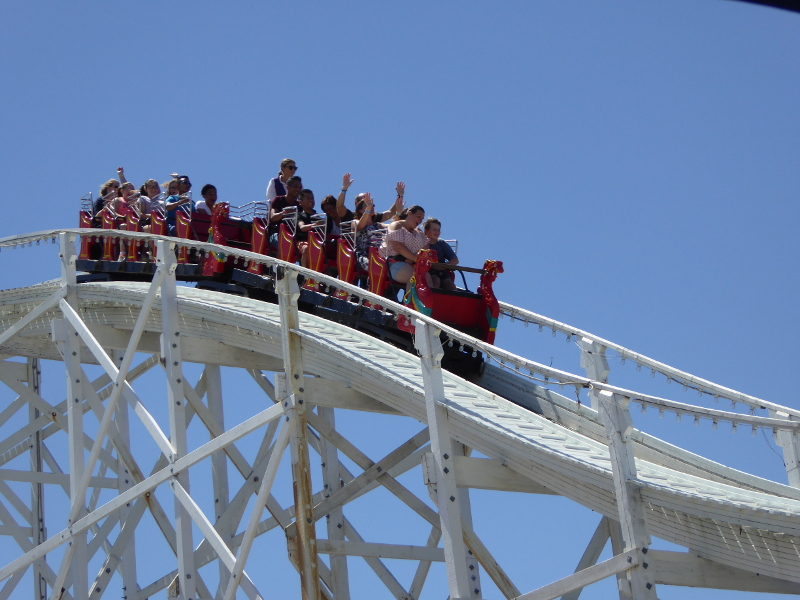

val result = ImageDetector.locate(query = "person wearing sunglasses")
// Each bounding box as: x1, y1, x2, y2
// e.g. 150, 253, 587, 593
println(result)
266, 158, 297, 202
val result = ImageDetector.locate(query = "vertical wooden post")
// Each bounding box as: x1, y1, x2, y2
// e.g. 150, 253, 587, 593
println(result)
319, 406, 350, 600
27, 357, 47, 600
768, 409, 800, 488
414, 320, 472, 600
60, 232, 89, 599
597, 390, 657, 599
452, 443, 482, 599
157, 239, 197, 600
277, 268, 320, 600
111, 349, 138, 600
206, 363, 232, 594
579, 338, 609, 410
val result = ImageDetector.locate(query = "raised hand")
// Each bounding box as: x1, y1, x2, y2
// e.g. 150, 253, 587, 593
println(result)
342, 173, 354, 191
395, 181, 405, 197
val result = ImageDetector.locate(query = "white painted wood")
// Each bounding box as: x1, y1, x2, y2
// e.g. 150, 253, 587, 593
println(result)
158, 240, 197, 600
560, 517, 610, 600
597, 391, 657, 599
304, 377, 400, 414
515, 549, 639, 600
55, 232, 87, 600
88, 325, 283, 371
342, 518, 410, 600
500, 301, 800, 419
27, 357, 47, 600
278, 270, 320, 600
110, 348, 138, 600
319, 406, 350, 600
769, 410, 800, 488
579, 338, 608, 411
453, 443, 482, 599
57, 301, 174, 459
0, 289, 62, 348
410, 526, 441, 600
415, 319, 472, 600
317, 539, 445, 562
650, 550, 800, 593
448, 456, 556, 494
223, 423, 290, 600
205, 364, 230, 598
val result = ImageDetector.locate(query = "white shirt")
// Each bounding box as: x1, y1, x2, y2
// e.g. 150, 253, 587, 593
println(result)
195, 200, 214, 215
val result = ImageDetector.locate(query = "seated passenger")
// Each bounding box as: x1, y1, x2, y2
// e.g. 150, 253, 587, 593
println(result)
268, 175, 303, 249
295, 189, 321, 268
176, 175, 192, 195
93, 179, 121, 226
266, 158, 297, 202
379, 205, 435, 290
112, 182, 138, 260
195, 184, 217, 215
353, 193, 384, 272
424, 218, 459, 291
163, 178, 194, 236
321, 195, 352, 237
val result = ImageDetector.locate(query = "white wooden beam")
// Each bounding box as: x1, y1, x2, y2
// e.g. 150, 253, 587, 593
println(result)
342, 518, 409, 600
25, 359, 43, 600
157, 239, 196, 600
560, 516, 610, 600
88, 325, 283, 372
317, 539, 445, 562
318, 406, 350, 600
222, 423, 290, 600
649, 550, 800, 593
415, 319, 471, 600
277, 269, 319, 600
110, 348, 138, 600
597, 390, 657, 599
515, 549, 639, 600
302, 377, 400, 414
769, 409, 800, 488
579, 337, 609, 411
56, 232, 87, 600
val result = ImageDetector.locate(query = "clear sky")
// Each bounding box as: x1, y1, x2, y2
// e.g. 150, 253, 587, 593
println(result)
1, 1, 799, 599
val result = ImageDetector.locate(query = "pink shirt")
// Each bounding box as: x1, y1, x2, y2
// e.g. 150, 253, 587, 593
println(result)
381, 226, 428, 259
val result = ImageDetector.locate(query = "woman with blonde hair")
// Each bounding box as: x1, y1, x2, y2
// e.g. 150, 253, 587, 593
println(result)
266, 158, 297, 202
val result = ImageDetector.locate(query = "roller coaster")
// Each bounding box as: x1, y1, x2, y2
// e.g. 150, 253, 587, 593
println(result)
0, 226, 799, 600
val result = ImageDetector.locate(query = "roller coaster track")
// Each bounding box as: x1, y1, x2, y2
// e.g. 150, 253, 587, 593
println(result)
0, 230, 799, 599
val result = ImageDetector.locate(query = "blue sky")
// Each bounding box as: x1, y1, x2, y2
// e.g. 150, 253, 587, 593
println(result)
1, 1, 799, 598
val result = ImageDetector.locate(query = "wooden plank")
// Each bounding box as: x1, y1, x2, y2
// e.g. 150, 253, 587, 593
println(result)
560, 517, 610, 600
650, 550, 800, 594
516, 550, 638, 600
317, 540, 445, 562
415, 320, 471, 600
450, 456, 557, 494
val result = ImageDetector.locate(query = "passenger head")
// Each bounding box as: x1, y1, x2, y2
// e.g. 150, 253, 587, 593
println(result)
299, 189, 315, 212
424, 218, 442, 242
100, 179, 120, 198
201, 184, 217, 205
279, 158, 297, 179
406, 205, 425, 227
285, 176, 303, 199
163, 179, 180, 196
177, 175, 192, 194
119, 182, 135, 198
321, 195, 338, 218
140, 179, 160, 198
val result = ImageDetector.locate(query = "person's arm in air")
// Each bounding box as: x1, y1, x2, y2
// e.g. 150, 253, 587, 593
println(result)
336, 173, 354, 218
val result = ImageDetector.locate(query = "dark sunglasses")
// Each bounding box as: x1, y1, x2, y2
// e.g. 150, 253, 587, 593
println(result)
286, 165, 298, 170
